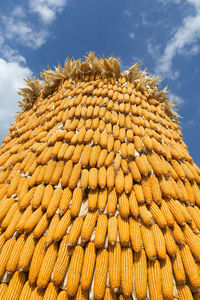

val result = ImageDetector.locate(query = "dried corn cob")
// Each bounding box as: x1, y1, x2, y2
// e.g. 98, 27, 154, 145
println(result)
109, 243, 121, 292
81, 211, 98, 243
117, 215, 129, 246
94, 248, 108, 299
3, 271, 26, 300
81, 242, 96, 290
108, 216, 118, 245
0, 238, 16, 279
54, 210, 71, 241
45, 214, 60, 247
95, 214, 108, 248
134, 249, 147, 300
121, 247, 133, 296
129, 217, 142, 252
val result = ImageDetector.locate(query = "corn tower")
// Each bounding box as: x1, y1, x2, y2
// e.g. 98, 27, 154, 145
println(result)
0, 52, 200, 300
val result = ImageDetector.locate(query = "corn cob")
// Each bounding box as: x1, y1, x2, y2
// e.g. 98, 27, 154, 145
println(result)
109, 243, 121, 292
61, 160, 73, 187
75, 285, 89, 300
68, 163, 82, 189
72, 145, 84, 163
0, 284, 7, 298
141, 224, 156, 260
98, 167, 107, 189
80, 169, 89, 190
177, 284, 193, 300
93, 130, 101, 145
147, 259, 163, 300
151, 224, 166, 260
28, 236, 46, 285
67, 245, 84, 296
171, 220, 185, 245
133, 184, 145, 204
182, 224, 200, 261
0, 238, 16, 279
127, 143, 135, 158
2, 271, 26, 300
184, 179, 195, 204
37, 242, 58, 289
160, 199, 174, 227
54, 210, 71, 241
33, 213, 50, 238
6, 234, 26, 273
163, 227, 177, 257
68, 217, 83, 246
7, 172, 21, 197
121, 247, 133, 296
104, 287, 117, 300
19, 280, 34, 299
18, 233, 37, 271
149, 201, 167, 228
166, 198, 185, 225
107, 165, 115, 190
135, 155, 149, 177
0, 184, 9, 201
141, 178, 152, 205
114, 140, 121, 153
59, 187, 72, 215
1, 202, 18, 229
107, 188, 117, 216
19, 187, 35, 210
24, 206, 43, 233
108, 216, 118, 245
94, 248, 108, 299
57, 143, 69, 160
71, 187, 83, 217
134, 249, 147, 300
88, 168, 98, 190
81, 145, 92, 167
129, 190, 139, 218
43, 282, 59, 300
179, 244, 200, 288
149, 175, 162, 204
171, 246, 186, 284
81, 242, 96, 291
89, 145, 101, 167
139, 204, 152, 226
118, 192, 130, 218
81, 211, 98, 243
171, 160, 185, 179
95, 214, 108, 248
129, 217, 142, 252
57, 291, 69, 300
43, 159, 57, 184
142, 135, 153, 151
46, 188, 63, 218
160, 254, 173, 300
117, 215, 129, 246
128, 161, 142, 182
98, 188, 107, 212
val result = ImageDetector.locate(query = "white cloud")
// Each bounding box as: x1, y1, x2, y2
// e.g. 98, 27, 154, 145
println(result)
0, 58, 32, 142
154, 0, 200, 76
129, 32, 135, 39
29, 0, 67, 23
123, 10, 132, 17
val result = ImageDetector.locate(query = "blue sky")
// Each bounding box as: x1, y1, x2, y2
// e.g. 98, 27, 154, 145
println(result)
0, 0, 200, 165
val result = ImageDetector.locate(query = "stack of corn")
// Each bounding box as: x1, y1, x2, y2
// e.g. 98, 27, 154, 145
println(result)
0, 52, 200, 300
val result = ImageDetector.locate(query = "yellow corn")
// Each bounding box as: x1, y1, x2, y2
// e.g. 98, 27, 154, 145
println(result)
6, 234, 26, 273
61, 160, 73, 187
18, 233, 37, 271
121, 247, 133, 296
129, 217, 142, 252
54, 210, 71, 241
81, 145, 92, 167
160, 199, 174, 227
109, 243, 121, 292
104, 287, 117, 300
118, 192, 130, 218
177, 284, 193, 300
37, 242, 58, 289
31, 184, 45, 209
134, 249, 147, 300
151, 224, 166, 260
135, 155, 149, 177
24, 206, 43, 233
128, 160, 141, 182
7, 172, 21, 197
57, 290, 69, 300
0, 238, 16, 279
138, 204, 152, 226
149, 175, 162, 204
171, 220, 185, 245
67, 245, 84, 296
95, 214, 108, 248
80, 169, 89, 190
68, 217, 83, 246
19, 187, 35, 210
59, 187, 72, 215
43, 282, 59, 300
43, 159, 57, 184
1, 202, 18, 229
107, 188, 117, 216
19, 280, 34, 299
89, 145, 101, 167
94, 248, 108, 299
108, 216, 118, 245
149, 201, 167, 228
71, 187, 83, 217
142, 135, 153, 151
2, 271, 26, 300
141, 178, 152, 205
163, 226, 177, 257
147, 153, 163, 176
166, 198, 185, 225
81, 242, 96, 291
117, 215, 129, 246
171, 246, 186, 284
141, 224, 156, 260
72, 144, 84, 163
160, 254, 173, 300
182, 223, 200, 262
107, 165, 115, 190
89, 168, 98, 190
50, 160, 64, 185
88, 189, 98, 211
98, 167, 107, 189
68, 163, 82, 189
127, 143, 135, 158
98, 188, 107, 212
29, 236, 46, 285
4, 207, 22, 240
46, 188, 63, 218
45, 214, 60, 247
0, 284, 7, 298
129, 190, 139, 218
147, 259, 163, 300
0, 197, 14, 222
81, 211, 98, 243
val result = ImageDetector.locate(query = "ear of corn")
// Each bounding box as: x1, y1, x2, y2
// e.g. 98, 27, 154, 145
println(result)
129, 217, 142, 252
121, 247, 133, 297
147, 259, 163, 300
134, 249, 147, 300
0, 238, 16, 279
94, 248, 108, 299
2, 271, 26, 300
6, 234, 26, 273
81, 242, 96, 291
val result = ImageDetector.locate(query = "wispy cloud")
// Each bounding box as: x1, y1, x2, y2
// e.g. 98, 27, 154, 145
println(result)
123, 10, 132, 17
129, 32, 135, 39
152, 0, 200, 77
169, 93, 185, 106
